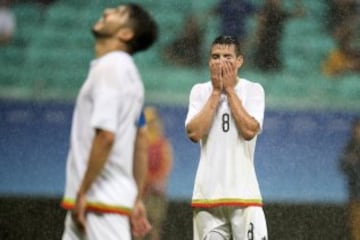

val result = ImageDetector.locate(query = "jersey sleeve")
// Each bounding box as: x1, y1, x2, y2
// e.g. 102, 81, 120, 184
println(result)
185, 84, 204, 126
136, 109, 146, 128
90, 55, 127, 133
246, 83, 265, 132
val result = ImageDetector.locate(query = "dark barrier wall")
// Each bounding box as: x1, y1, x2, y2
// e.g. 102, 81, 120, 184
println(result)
0, 197, 349, 240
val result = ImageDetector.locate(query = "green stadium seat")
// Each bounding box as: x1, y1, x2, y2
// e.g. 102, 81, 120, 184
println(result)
12, 3, 44, 42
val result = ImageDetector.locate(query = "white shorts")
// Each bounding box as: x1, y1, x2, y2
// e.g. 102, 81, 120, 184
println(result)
62, 211, 131, 240
193, 206, 268, 240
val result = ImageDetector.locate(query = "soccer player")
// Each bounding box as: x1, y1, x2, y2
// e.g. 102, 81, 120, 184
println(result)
340, 119, 360, 240
136, 106, 173, 240
60, 3, 158, 240
185, 35, 267, 240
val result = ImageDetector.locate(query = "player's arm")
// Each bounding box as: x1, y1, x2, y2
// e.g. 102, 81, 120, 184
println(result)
131, 126, 152, 237
133, 126, 148, 201
222, 61, 260, 141
74, 128, 114, 231
186, 61, 222, 142
79, 129, 114, 193
186, 91, 221, 142
226, 88, 260, 140
131, 112, 152, 237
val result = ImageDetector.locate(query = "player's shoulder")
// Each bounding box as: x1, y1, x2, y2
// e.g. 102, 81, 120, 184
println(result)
191, 81, 212, 92
239, 78, 264, 92
239, 78, 262, 87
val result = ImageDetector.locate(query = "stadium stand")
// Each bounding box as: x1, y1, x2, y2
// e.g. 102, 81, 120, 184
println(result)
0, 2, 359, 239
0, 0, 359, 110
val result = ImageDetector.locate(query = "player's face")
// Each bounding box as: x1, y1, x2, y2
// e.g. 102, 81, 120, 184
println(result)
92, 5, 131, 38
209, 44, 243, 71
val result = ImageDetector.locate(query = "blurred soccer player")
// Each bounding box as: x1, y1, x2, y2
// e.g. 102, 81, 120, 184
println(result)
340, 119, 360, 240
185, 35, 267, 240
134, 106, 173, 240
60, 3, 158, 240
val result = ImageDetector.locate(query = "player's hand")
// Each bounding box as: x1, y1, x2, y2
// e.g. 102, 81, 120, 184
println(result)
210, 60, 223, 92
131, 199, 152, 237
222, 60, 237, 93
72, 191, 87, 232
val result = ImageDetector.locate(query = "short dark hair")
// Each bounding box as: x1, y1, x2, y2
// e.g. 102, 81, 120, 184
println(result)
211, 35, 242, 56
126, 3, 158, 54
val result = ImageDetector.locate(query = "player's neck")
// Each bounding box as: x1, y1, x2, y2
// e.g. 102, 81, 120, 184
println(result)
94, 38, 129, 58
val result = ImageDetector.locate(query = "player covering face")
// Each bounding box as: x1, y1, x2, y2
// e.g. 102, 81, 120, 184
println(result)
209, 40, 244, 94
185, 35, 267, 240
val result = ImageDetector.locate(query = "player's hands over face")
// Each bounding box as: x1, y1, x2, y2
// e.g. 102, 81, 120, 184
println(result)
72, 191, 87, 232
131, 199, 152, 237
222, 60, 237, 92
210, 60, 223, 93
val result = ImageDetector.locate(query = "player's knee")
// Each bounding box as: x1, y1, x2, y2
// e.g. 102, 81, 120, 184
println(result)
205, 231, 226, 240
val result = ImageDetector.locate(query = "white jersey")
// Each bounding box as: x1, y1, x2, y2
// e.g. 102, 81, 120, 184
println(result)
62, 51, 144, 215
185, 78, 265, 208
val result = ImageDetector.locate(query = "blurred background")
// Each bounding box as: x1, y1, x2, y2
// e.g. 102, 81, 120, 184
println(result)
0, 0, 359, 239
